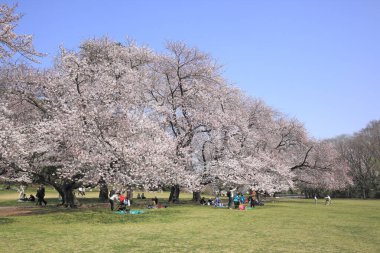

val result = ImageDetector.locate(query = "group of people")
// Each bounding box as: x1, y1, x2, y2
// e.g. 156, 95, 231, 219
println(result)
227, 188, 261, 209
200, 196, 223, 207
18, 193, 36, 202
233, 192, 246, 209
136, 193, 146, 199
199, 188, 262, 210
109, 190, 131, 211
314, 195, 332, 205
17, 184, 46, 206
199, 193, 258, 209
146, 196, 159, 209
109, 190, 164, 211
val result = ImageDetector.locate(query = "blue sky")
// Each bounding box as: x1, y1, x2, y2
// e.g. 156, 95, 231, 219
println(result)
5, 0, 380, 139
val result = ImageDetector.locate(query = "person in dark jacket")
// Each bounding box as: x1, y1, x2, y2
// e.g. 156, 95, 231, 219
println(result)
28, 194, 36, 202
36, 185, 47, 206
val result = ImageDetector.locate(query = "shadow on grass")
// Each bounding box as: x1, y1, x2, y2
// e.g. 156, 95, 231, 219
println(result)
1, 196, 286, 225
0, 217, 14, 225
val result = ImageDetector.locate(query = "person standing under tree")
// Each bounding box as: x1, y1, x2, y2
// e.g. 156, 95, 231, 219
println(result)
227, 187, 236, 209
36, 185, 47, 206
233, 193, 240, 209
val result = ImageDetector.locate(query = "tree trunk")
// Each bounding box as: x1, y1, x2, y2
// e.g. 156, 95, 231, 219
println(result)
54, 184, 77, 208
169, 185, 180, 203
256, 191, 261, 202
98, 178, 108, 202
192, 191, 201, 202
62, 184, 77, 208
127, 188, 133, 203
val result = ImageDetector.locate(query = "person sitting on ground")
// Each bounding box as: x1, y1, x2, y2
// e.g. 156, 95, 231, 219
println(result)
118, 200, 128, 211
18, 193, 29, 202
254, 199, 264, 206
119, 192, 126, 203
207, 198, 213, 206
117, 192, 128, 210
200, 197, 207, 205
124, 196, 131, 207
153, 196, 158, 205
137, 193, 141, 199
214, 196, 223, 207
147, 198, 156, 209
28, 194, 35, 202
141, 193, 146, 199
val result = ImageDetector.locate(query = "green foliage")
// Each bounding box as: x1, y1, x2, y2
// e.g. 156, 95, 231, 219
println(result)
0, 190, 379, 252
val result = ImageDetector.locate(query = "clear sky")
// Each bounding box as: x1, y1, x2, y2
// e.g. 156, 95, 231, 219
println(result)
4, 0, 380, 139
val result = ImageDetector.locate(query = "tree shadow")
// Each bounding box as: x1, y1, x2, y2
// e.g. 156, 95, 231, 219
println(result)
0, 217, 14, 224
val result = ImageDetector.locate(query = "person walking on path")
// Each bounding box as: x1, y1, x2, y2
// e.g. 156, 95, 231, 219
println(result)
36, 185, 47, 206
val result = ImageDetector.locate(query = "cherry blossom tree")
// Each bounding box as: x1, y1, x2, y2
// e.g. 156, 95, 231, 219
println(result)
145, 42, 236, 202
57, 38, 177, 190
0, 4, 44, 63
1, 39, 176, 207
203, 98, 307, 196
0, 65, 96, 206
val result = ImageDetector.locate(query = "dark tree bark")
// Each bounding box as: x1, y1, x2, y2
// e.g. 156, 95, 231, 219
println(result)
54, 183, 77, 208
169, 185, 180, 203
62, 184, 77, 207
256, 191, 261, 202
192, 191, 201, 202
127, 188, 133, 204
98, 177, 108, 202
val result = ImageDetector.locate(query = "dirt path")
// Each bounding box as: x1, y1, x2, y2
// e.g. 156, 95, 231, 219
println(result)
0, 206, 37, 216
0, 203, 110, 217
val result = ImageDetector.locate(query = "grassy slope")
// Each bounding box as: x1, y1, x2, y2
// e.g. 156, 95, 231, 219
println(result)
0, 190, 379, 253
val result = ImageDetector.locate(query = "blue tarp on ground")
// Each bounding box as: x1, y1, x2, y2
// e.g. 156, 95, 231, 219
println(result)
114, 210, 145, 214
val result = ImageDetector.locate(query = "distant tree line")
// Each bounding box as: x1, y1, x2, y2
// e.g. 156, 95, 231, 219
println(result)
332, 121, 380, 198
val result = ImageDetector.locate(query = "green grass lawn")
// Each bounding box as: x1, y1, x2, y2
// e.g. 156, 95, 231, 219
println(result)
0, 189, 379, 253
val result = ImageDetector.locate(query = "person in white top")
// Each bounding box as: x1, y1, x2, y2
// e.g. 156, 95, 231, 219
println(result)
324, 195, 331, 205
227, 187, 237, 209
109, 192, 120, 211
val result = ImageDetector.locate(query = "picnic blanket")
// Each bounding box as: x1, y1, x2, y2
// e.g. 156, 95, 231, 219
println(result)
114, 210, 145, 215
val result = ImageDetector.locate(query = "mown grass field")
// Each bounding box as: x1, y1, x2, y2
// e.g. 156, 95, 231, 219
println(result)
0, 188, 379, 253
